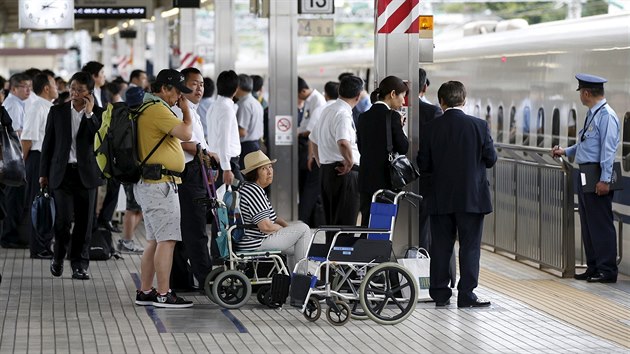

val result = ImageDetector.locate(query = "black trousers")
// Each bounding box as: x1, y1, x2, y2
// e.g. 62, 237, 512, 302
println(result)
173, 159, 212, 285
239, 140, 260, 169
25, 151, 53, 255
429, 212, 484, 304
52, 165, 97, 270
320, 163, 359, 243
299, 164, 325, 227
98, 178, 121, 223
0, 182, 27, 246
577, 189, 617, 278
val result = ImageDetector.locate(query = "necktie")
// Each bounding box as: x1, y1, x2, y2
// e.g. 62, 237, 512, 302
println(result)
580, 110, 592, 142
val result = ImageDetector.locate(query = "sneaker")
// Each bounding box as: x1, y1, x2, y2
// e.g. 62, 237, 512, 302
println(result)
153, 291, 193, 308
118, 239, 144, 254
135, 288, 158, 306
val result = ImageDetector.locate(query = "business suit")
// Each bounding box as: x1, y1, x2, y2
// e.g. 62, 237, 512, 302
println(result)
357, 103, 409, 226
40, 102, 103, 271
418, 108, 496, 305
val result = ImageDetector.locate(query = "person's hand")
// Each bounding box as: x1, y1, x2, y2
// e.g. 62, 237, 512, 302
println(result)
551, 145, 565, 158
307, 156, 315, 171
335, 160, 353, 176
39, 177, 48, 188
84, 92, 95, 115
223, 170, 234, 186
595, 181, 610, 196
178, 95, 190, 114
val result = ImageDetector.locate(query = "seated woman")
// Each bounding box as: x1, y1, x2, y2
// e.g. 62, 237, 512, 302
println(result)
235, 151, 311, 270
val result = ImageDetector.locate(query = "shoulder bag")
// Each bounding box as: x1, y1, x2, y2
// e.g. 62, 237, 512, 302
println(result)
386, 110, 419, 190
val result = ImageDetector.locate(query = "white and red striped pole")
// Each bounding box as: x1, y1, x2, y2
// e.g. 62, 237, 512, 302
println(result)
376, 0, 420, 34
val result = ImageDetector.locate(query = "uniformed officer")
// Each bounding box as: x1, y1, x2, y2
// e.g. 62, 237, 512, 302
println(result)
552, 73, 619, 283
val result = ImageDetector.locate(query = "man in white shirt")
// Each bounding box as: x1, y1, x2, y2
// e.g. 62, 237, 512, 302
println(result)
21, 72, 58, 258
310, 75, 363, 238
297, 77, 326, 136
128, 69, 148, 90
171, 68, 219, 289
205, 70, 242, 186
235, 74, 264, 169
1, 72, 32, 249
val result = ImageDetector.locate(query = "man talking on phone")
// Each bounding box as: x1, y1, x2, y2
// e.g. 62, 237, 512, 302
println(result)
39, 71, 104, 280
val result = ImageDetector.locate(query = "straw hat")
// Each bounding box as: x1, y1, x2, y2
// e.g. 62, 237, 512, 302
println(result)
240, 150, 277, 174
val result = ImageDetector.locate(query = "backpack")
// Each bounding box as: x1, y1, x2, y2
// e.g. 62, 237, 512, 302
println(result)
89, 229, 121, 261
223, 186, 245, 242
94, 100, 166, 184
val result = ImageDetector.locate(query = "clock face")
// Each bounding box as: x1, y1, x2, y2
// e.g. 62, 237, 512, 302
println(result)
19, 0, 75, 30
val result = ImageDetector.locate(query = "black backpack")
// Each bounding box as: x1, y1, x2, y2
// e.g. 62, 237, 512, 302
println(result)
89, 229, 122, 261
94, 100, 166, 184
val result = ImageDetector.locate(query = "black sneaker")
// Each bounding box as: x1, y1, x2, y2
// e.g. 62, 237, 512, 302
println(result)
153, 291, 193, 308
135, 288, 158, 306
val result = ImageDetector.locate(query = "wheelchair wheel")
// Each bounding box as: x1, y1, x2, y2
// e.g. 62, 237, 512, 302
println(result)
303, 296, 321, 322
211, 270, 252, 309
257, 285, 271, 306
359, 262, 417, 325
331, 266, 367, 320
204, 266, 226, 303
325, 300, 351, 326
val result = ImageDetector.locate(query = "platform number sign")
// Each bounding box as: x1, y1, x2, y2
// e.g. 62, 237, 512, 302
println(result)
299, 0, 335, 15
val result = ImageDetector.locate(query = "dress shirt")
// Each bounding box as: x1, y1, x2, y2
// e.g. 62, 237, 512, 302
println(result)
565, 99, 619, 182
172, 99, 209, 163
21, 95, 53, 151
197, 96, 215, 140
236, 93, 264, 142
298, 89, 326, 133
309, 99, 360, 165
69, 102, 89, 163
93, 86, 104, 108
305, 99, 336, 133
206, 95, 241, 171
2, 93, 27, 132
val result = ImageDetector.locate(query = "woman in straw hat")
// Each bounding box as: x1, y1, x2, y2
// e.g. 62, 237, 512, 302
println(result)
235, 151, 311, 269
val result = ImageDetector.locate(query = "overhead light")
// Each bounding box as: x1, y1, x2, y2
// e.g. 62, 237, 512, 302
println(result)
151, 16, 156, 21
122, 22, 129, 28
161, 8, 180, 18
107, 27, 120, 35
99, 33, 104, 39
129, 20, 135, 26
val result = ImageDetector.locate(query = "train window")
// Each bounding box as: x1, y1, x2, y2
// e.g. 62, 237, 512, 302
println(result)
475, 105, 481, 119
522, 106, 530, 145
537, 108, 545, 147
568, 109, 577, 147
551, 108, 560, 148
491, 105, 503, 143
623, 112, 630, 171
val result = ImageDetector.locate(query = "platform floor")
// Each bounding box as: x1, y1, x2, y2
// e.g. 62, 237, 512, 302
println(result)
1, 230, 629, 354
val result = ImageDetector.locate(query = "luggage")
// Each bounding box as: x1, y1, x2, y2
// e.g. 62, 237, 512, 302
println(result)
0, 113, 26, 187
31, 187, 55, 237
89, 228, 121, 260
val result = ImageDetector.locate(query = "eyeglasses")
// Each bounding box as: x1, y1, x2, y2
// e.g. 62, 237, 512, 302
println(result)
69, 87, 89, 94
15, 84, 32, 90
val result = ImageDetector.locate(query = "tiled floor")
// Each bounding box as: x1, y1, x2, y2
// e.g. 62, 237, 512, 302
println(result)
1, 234, 629, 353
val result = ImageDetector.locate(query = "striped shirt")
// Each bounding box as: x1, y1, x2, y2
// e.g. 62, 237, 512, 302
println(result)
235, 182, 277, 252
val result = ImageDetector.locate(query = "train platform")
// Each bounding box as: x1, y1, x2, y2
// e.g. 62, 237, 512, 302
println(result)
0, 229, 629, 354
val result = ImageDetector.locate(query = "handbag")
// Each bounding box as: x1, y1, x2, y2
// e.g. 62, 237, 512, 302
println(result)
31, 187, 56, 237
397, 247, 431, 301
0, 120, 27, 187
386, 111, 419, 190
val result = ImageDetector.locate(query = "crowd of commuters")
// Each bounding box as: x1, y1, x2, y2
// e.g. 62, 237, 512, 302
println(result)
0, 62, 618, 310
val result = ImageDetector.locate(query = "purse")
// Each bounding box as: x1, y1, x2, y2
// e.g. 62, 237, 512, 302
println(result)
386, 111, 419, 190
0, 118, 27, 187
31, 187, 56, 237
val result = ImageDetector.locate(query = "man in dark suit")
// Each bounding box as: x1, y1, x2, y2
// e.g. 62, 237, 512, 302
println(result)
418, 81, 497, 308
39, 71, 104, 280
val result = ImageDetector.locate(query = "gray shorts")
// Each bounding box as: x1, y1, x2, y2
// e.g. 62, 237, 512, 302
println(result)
133, 181, 181, 242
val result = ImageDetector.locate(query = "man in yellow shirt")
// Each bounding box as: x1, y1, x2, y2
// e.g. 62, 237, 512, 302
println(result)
133, 69, 194, 308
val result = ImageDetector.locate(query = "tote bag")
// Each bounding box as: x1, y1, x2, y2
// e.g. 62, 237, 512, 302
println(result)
398, 247, 431, 301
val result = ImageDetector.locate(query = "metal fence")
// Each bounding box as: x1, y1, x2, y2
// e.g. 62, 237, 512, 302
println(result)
484, 144, 575, 277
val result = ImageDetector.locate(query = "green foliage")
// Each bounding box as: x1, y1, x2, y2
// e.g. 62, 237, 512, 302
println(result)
307, 23, 374, 54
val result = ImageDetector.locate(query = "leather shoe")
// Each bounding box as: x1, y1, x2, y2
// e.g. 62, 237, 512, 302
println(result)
435, 299, 450, 307
100, 221, 121, 233
31, 250, 54, 259
458, 298, 491, 308
586, 272, 616, 283
574, 270, 596, 280
50, 260, 63, 277
72, 268, 90, 280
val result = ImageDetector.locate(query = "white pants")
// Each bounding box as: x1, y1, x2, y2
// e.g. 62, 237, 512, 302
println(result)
258, 221, 311, 270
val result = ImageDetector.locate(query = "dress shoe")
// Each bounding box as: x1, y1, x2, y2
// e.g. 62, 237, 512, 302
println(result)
458, 298, 491, 308
574, 270, 596, 281
435, 299, 451, 307
100, 221, 121, 233
50, 260, 63, 277
31, 250, 54, 259
72, 268, 90, 280
586, 272, 616, 283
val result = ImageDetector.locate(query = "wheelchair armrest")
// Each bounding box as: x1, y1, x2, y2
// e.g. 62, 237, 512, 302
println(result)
233, 224, 258, 230
315, 225, 390, 233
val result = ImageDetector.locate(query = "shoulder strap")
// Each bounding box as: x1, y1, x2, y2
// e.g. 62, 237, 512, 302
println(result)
385, 110, 393, 154
136, 100, 168, 167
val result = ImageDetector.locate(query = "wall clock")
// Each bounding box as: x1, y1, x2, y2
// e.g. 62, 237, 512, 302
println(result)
19, 0, 74, 30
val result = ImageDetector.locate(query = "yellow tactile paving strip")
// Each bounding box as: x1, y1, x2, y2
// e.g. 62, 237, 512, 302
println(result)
481, 269, 630, 348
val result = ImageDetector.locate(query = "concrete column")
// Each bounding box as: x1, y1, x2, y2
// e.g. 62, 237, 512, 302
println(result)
214, 0, 235, 74
268, 1, 298, 219
102, 33, 114, 79
153, 7, 169, 71
179, 8, 196, 57
132, 22, 146, 72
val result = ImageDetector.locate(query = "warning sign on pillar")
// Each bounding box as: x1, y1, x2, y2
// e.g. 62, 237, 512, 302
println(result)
275, 116, 293, 146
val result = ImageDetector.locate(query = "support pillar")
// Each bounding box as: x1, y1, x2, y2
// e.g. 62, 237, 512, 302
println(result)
214, 0, 235, 75
132, 22, 147, 72
153, 7, 169, 71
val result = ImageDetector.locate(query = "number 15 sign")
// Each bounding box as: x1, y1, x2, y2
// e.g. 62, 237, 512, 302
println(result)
299, 0, 335, 14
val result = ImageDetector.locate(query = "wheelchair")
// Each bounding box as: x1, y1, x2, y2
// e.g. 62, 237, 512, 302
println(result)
289, 189, 422, 326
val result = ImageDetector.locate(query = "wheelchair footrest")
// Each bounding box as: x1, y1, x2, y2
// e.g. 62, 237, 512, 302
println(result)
289, 273, 317, 308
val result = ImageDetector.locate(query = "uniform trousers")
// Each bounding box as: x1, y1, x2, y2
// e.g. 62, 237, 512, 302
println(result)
577, 189, 617, 278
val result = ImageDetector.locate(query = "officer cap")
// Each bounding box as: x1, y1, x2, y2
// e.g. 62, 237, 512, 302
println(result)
575, 73, 607, 91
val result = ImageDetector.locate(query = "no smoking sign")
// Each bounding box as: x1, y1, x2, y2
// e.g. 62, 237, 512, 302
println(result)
275, 115, 293, 146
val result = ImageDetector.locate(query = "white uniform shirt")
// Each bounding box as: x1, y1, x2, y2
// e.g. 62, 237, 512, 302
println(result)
206, 95, 241, 171
172, 99, 209, 163
21, 95, 52, 151
298, 89, 326, 133
69, 102, 88, 164
306, 99, 336, 133
309, 99, 360, 165
236, 93, 264, 142
93, 86, 104, 108
2, 93, 27, 132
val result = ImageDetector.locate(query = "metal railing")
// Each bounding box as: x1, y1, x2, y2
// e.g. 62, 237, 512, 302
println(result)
484, 144, 575, 277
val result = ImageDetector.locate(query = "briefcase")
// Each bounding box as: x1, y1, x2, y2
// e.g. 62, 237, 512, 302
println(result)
579, 162, 623, 193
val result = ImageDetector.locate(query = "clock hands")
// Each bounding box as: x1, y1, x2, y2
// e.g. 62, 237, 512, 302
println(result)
41, 2, 58, 10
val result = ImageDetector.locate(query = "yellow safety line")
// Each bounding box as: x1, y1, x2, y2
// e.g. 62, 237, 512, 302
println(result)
481, 269, 630, 348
